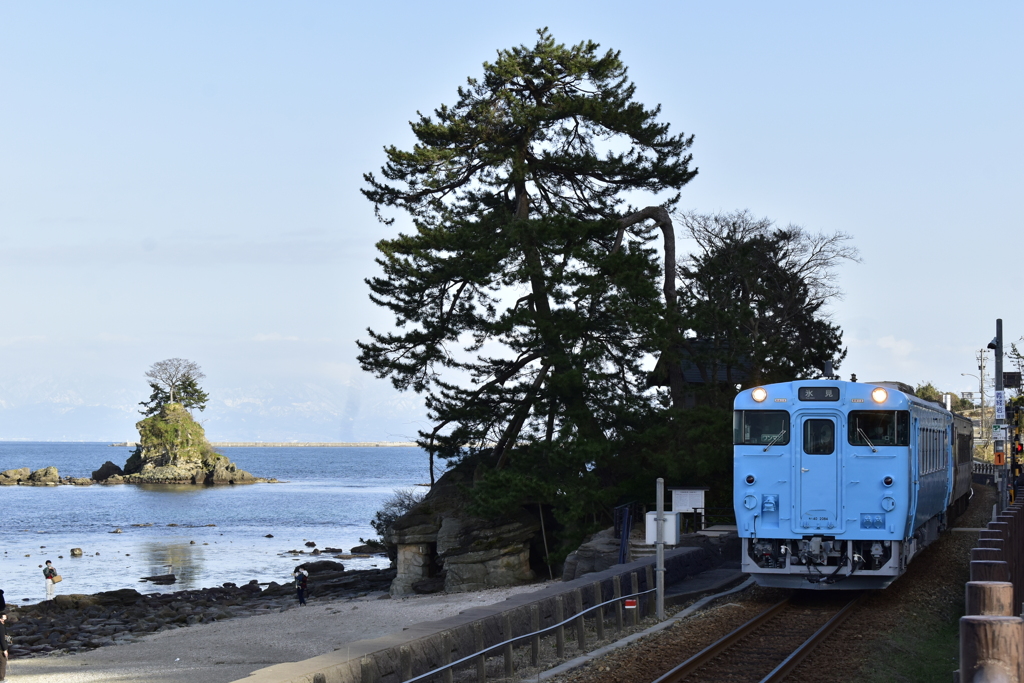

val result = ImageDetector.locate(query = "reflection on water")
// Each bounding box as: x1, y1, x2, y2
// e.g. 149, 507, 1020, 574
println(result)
139, 541, 205, 590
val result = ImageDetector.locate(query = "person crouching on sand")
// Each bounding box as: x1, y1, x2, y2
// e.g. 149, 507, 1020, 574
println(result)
43, 561, 58, 601
293, 567, 308, 606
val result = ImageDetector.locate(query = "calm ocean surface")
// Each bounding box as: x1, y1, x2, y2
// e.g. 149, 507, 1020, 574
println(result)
0, 442, 431, 605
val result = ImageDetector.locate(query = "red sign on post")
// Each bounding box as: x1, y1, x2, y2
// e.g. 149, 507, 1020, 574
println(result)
624, 598, 637, 609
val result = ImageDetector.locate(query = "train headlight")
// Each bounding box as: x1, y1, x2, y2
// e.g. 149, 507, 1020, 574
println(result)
871, 387, 888, 403
751, 387, 768, 403
883, 476, 893, 487
745, 474, 756, 485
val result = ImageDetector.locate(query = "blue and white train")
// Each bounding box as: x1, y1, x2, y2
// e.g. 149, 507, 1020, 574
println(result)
733, 380, 973, 589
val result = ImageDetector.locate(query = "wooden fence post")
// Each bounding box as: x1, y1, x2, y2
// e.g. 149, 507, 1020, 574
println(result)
573, 588, 586, 652
530, 604, 540, 667
400, 645, 413, 682
593, 580, 605, 641
972, 560, 1011, 583
960, 616, 1024, 682
645, 565, 655, 618
473, 622, 485, 683
630, 572, 640, 626
974, 548, 1005, 563
967, 581, 1015, 616
555, 596, 565, 658
441, 632, 453, 683
503, 613, 514, 679
613, 575, 623, 631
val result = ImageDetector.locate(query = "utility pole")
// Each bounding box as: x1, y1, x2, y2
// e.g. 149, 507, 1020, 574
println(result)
992, 320, 1006, 506
979, 350, 988, 440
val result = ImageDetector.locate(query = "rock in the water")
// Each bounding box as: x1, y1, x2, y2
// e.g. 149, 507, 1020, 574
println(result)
91, 461, 124, 481
304, 541, 317, 548
70, 548, 83, 557
26, 467, 59, 485
140, 574, 176, 585
349, 543, 384, 554
0, 467, 31, 485
121, 404, 260, 485
295, 560, 345, 574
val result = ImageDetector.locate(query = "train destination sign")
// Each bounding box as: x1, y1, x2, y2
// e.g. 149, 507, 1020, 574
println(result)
797, 386, 840, 401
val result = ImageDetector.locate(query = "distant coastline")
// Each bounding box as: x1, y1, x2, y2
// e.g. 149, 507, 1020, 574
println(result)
110, 441, 419, 447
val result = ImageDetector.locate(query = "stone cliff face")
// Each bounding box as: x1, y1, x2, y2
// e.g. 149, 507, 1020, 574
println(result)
117, 403, 257, 485
389, 462, 539, 595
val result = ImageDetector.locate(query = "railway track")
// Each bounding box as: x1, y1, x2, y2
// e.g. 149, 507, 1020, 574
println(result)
652, 592, 867, 683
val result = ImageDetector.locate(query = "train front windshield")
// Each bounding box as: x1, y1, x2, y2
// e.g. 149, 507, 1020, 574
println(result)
734, 411, 790, 445
847, 410, 910, 447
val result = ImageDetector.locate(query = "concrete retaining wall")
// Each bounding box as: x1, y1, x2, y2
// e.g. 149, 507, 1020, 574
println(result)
236, 547, 713, 683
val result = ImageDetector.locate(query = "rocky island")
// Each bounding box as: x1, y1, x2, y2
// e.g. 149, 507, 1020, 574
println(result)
1, 402, 273, 486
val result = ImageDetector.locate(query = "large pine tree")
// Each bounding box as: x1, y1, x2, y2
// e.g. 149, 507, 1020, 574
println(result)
360, 30, 696, 533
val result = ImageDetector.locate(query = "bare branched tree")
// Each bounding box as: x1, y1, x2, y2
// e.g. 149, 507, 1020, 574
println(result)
145, 358, 206, 405
675, 209, 861, 310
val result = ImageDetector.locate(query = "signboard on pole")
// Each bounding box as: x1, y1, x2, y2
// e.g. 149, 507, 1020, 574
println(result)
996, 390, 1006, 420
993, 425, 1008, 442
1005, 372, 1022, 389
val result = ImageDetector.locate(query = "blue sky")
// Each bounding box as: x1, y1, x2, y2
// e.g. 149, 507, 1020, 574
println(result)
1, 2, 1020, 441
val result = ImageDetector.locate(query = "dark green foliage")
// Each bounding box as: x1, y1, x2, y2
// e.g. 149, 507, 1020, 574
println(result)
368, 488, 427, 561
674, 211, 857, 408
138, 377, 209, 416
360, 29, 697, 548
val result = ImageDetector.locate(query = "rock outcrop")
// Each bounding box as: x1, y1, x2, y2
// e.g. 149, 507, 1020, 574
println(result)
25, 467, 59, 486
91, 461, 124, 481
389, 462, 539, 596
0, 467, 31, 485
122, 403, 259, 485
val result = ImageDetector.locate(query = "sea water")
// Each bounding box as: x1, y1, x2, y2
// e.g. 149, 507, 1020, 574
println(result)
0, 442, 432, 604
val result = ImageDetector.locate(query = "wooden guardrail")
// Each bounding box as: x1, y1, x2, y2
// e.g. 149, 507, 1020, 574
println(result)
957, 488, 1024, 681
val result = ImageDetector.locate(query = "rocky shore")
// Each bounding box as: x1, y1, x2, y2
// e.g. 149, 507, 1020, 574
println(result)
2, 563, 396, 659
0, 464, 278, 486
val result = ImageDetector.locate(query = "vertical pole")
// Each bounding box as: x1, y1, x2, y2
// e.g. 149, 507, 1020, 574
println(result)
656, 477, 666, 621
530, 604, 540, 667
473, 623, 485, 683
959, 616, 1024, 682
400, 645, 413, 682
593, 581, 605, 641
997, 319, 1007, 508
613, 575, 623, 631
574, 589, 586, 652
555, 596, 565, 658
502, 614, 513, 679
630, 572, 640, 626
441, 632, 453, 683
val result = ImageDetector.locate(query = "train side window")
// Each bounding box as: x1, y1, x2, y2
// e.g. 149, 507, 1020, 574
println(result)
803, 419, 835, 455
734, 411, 790, 446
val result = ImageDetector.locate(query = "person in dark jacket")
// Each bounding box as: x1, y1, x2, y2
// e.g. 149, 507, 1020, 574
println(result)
0, 612, 10, 681
43, 561, 58, 601
293, 568, 308, 606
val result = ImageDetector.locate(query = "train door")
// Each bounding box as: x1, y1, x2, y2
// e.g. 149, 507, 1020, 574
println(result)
796, 412, 843, 533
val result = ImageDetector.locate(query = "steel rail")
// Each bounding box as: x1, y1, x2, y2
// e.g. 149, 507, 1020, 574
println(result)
651, 599, 790, 683
759, 592, 867, 682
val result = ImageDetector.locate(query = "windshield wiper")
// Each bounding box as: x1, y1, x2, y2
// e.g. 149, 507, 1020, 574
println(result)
763, 429, 787, 452
857, 427, 878, 453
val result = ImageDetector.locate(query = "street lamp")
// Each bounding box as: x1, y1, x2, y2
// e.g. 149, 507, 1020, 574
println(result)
962, 371, 986, 441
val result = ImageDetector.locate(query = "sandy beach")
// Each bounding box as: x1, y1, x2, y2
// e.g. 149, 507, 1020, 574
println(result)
7, 583, 552, 683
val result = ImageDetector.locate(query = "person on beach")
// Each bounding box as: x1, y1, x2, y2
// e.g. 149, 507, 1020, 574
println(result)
0, 612, 10, 681
293, 568, 308, 606
43, 561, 58, 601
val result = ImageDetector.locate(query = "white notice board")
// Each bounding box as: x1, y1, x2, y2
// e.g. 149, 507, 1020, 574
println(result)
671, 488, 706, 513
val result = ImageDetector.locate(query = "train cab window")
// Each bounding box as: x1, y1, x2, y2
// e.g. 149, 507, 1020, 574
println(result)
733, 411, 790, 446
803, 419, 835, 455
848, 411, 910, 447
